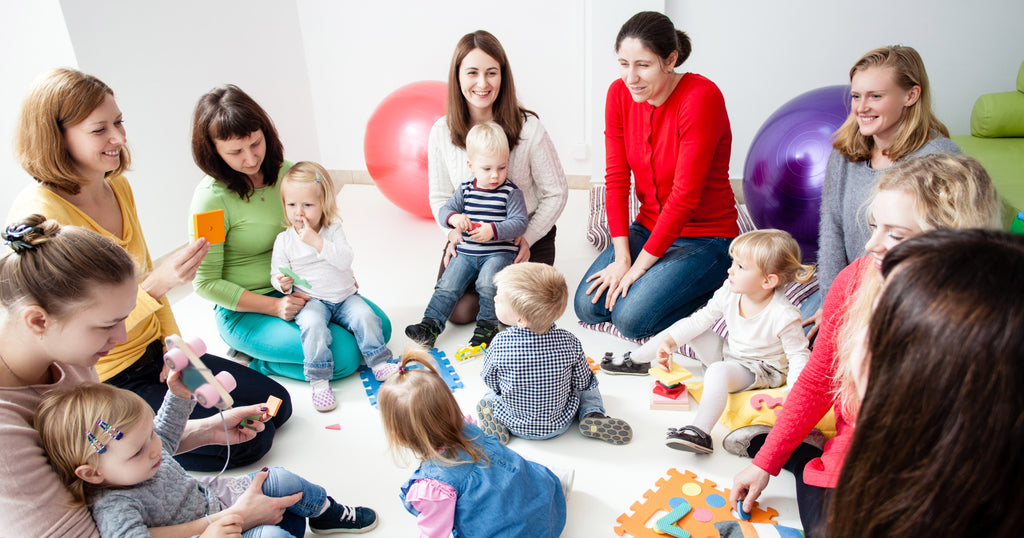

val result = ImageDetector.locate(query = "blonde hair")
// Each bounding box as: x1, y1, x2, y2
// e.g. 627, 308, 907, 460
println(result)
14, 68, 131, 195
728, 230, 815, 287
492, 262, 567, 333
378, 350, 487, 466
834, 153, 1003, 417
1, 215, 136, 319
832, 45, 949, 163
34, 383, 151, 506
465, 121, 510, 162
279, 161, 340, 229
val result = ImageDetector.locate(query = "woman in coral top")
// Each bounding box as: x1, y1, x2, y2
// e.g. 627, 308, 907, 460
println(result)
728, 153, 1002, 536
574, 11, 738, 342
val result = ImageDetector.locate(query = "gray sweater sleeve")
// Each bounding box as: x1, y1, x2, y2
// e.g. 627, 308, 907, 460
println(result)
817, 149, 850, 299
154, 390, 197, 454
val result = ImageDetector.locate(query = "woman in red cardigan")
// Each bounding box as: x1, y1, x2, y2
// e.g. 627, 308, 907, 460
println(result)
574, 11, 738, 344
728, 154, 1002, 536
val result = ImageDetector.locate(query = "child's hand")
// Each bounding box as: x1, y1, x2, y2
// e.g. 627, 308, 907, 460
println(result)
469, 223, 495, 242
654, 337, 677, 371
276, 273, 293, 293
448, 213, 472, 232
166, 370, 192, 400
296, 216, 324, 251
200, 514, 243, 538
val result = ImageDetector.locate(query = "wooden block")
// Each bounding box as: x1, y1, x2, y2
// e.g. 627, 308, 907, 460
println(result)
651, 382, 690, 410
193, 209, 225, 244
654, 381, 687, 399
265, 395, 283, 417
649, 362, 693, 386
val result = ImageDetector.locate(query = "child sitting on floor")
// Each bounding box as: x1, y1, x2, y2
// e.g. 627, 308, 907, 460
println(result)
405, 121, 527, 350
379, 350, 570, 537
272, 161, 394, 412
35, 381, 378, 536
477, 262, 632, 445
657, 229, 814, 454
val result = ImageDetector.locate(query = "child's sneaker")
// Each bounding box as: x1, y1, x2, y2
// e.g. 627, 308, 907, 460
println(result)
309, 496, 378, 534
599, 351, 650, 376
405, 319, 441, 348
666, 425, 713, 454
311, 379, 337, 413
371, 362, 399, 382
579, 413, 632, 445
469, 320, 502, 347
476, 399, 511, 444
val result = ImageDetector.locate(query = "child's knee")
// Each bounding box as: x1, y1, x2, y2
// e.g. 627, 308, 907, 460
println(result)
262, 466, 305, 496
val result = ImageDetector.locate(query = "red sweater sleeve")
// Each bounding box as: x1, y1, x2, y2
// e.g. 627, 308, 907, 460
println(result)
752, 257, 870, 478
603, 76, 738, 257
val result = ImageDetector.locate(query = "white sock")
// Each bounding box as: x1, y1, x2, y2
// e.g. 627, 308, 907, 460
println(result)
311, 379, 330, 392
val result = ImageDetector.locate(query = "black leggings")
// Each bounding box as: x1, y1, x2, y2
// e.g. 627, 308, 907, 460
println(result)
106, 340, 293, 471
780, 443, 831, 537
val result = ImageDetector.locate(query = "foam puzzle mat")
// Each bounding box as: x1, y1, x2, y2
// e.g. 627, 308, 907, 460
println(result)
615, 469, 779, 538
358, 348, 463, 407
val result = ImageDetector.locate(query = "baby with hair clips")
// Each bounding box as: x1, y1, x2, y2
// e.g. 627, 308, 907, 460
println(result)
379, 350, 570, 538
405, 121, 528, 351
34, 381, 377, 537
477, 262, 633, 445
657, 229, 814, 455
272, 160, 394, 413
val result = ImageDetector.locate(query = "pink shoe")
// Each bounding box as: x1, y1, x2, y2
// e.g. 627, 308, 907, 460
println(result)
371, 362, 400, 382
311, 380, 337, 412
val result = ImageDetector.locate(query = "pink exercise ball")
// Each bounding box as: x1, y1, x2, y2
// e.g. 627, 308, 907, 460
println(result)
364, 81, 447, 219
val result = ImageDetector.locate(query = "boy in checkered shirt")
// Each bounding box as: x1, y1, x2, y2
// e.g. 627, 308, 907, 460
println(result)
477, 262, 632, 445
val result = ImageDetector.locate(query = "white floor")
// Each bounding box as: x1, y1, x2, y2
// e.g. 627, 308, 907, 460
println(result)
172, 184, 801, 536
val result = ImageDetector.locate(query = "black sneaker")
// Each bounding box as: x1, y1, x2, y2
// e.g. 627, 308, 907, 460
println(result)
665, 425, 713, 455
469, 320, 502, 347
599, 351, 650, 376
307, 495, 380, 532
405, 319, 441, 348
309, 496, 378, 534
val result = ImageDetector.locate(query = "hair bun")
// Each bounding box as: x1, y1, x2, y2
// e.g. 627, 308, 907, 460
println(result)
3, 214, 57, 253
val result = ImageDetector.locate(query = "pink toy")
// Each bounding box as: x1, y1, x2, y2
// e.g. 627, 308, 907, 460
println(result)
163, 335, 235, 410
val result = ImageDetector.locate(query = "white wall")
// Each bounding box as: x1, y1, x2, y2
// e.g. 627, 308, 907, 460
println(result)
3, 0, 1022, 258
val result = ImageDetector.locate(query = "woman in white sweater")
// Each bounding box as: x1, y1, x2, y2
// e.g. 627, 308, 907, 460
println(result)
428, 29, 568, 324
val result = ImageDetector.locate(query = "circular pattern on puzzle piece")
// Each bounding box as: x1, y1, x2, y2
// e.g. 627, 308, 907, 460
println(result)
668, 497, 686, 509
681, 482, 702, 496
705, 494, 726, 508
693, 508, 714, 523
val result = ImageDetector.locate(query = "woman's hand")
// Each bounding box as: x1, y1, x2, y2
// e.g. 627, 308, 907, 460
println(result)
654, 337, 677, 371
143, 238, 210, 300
730, 464, 772, 515
607, 265, 648, 310
275, 293, 309, 321
443, 229, 462, 268
584, 258, 631, 310
225, 471, 302, 531
802, 307, 823, 341
200, 515, 243, 538
178, 403, 269, 453
513, 236, 531, 264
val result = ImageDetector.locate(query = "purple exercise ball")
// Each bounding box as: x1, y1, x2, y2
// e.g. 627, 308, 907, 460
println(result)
743, 85, 850, 263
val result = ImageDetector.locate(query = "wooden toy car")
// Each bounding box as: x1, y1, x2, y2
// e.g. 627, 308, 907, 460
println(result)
163, 335, 235, 409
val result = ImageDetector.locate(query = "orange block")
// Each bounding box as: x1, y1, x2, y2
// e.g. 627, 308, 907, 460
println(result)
193, 209, 225, 244
264, 395, 283, 417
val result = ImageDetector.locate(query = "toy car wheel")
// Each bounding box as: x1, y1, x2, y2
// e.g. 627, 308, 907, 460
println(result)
194, 384, 221, 408
185, 336, 207, 357
215, 371, 237, 393
164, 348, 189, 372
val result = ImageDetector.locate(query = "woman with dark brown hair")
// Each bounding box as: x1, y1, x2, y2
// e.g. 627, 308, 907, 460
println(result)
190, 85, 391, 397
829, 228, 1024, 537
426, 29, 568, 333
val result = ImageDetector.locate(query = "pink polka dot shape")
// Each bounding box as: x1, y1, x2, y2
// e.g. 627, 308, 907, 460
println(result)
692, 508, 714, 523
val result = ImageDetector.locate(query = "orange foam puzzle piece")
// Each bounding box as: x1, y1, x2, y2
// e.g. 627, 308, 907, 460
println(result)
614, 469, 779, 538
193, 209, 225, 244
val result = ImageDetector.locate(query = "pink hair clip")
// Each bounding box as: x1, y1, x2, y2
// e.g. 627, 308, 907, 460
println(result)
96, 419, 123, 440
398, 365, 406, 373
85, 431, 107, 454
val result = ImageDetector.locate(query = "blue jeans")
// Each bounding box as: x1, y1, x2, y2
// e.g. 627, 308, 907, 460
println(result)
574, 222, 732, 339
484, 387, 605, 440
243, 466, 328, 538
214, 292, 391, 381
295, 295, 391, 381
799, 289, 823, 337
424, 251, 514, 326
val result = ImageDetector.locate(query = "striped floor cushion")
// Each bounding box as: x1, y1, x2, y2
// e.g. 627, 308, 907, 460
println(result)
581, 183, 818, 357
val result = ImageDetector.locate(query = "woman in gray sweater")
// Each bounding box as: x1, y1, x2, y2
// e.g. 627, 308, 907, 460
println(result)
806, 45, 959, 337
